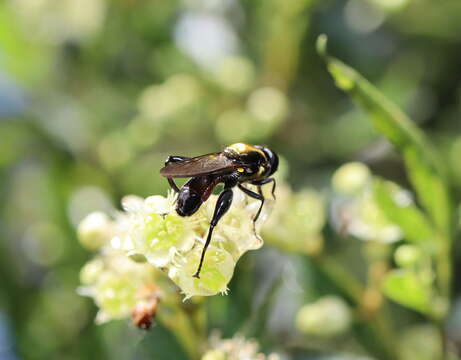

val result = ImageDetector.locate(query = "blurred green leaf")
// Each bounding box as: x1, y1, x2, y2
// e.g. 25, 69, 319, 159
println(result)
403, 147, 451, 234
382, 269, 431, 315
0, 4, 50, 85
135, 323, 190, 360
373, 178, 435, 245
317, 35, 451, 232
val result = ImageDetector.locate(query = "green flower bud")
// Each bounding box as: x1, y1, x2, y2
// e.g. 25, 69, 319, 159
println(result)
332, 162, 371, 195
296, 296, 352, 337
77, 212, 113, 250
128, 253, 148, 263
394, 245, 423, 268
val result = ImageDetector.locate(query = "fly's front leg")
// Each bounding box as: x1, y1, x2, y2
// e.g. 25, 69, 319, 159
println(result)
164, 156, 190, 193
167, 178, 180, 193
252, 177, 276, 200
238, 184, 264, 236
193, 187, 233, 278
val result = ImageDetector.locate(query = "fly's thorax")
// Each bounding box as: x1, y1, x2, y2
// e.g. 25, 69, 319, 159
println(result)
224, 143, 266, 158
224, 143, 269, 181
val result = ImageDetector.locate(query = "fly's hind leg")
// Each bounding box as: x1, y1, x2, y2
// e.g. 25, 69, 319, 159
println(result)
193, 187, 233, 278
164, 156, 190, 193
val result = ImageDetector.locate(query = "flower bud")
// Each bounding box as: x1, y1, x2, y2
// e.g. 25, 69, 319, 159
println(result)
80, 258, 104, 285
394, 245, 423, 268
332, 162, 371, 195
77, 212, 113, 250
296, 296, 352, 337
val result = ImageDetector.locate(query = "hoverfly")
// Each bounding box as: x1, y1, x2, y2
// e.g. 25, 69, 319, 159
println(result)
160, 143, 278, 278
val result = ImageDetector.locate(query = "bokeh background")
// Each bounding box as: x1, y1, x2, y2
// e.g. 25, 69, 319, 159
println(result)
1, 0, 461, 359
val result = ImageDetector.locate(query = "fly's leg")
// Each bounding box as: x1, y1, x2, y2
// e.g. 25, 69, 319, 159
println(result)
167, 178, 180, 193
238, 184, 264, 237
164, 156, 190, 193
252, 177, 276, 200
193, 188, 233, 278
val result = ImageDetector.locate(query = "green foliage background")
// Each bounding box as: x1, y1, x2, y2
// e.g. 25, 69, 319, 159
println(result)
1, 0, 461, 359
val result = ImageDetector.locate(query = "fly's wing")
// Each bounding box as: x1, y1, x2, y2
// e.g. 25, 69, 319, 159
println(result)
160, 153, 241, 178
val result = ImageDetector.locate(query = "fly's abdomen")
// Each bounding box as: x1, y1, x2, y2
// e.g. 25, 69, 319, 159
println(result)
176, 187, 202, 216
176, 176, 219, 217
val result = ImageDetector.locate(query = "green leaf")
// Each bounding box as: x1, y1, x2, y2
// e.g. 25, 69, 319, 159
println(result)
382, 269, 431, 314
373, 178, 435, 245
403, 147, 451, 233
317, 35, 451, 231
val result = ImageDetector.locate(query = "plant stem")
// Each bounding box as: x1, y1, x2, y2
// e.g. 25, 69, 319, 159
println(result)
158, 306, 202, 360
435, 230, 453, 360
312, 256, 398, 360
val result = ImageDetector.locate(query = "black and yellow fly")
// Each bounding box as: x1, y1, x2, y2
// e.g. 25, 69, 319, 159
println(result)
160, 143, 278, 278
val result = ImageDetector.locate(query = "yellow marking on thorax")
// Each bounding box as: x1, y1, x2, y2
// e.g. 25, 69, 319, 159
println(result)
228, 143, 251, 153
237, 168, 245, 173
227, 143, 266, 159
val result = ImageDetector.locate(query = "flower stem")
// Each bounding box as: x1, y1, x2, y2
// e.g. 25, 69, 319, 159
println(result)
435, 230, 453, 360
158, 305, 202, 360
311, 255, 398, 360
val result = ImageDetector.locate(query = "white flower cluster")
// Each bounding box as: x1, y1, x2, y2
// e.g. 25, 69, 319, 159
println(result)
78, 188, 272, 309
202, 333, 280, 360
331, 162, 402, 243
78, 248, 158, 324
